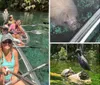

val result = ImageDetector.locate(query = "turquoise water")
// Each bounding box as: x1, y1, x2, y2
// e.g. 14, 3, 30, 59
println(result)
21, 28, 49, 85
0, 11, 49, 85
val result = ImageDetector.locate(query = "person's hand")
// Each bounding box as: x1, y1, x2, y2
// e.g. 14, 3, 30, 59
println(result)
11, 75, 17, 84
17, 41, 25, 46
20, 41, 25, 45
2, 67, 10, 75
0, 74, 4, 85
18, 42, 25, 46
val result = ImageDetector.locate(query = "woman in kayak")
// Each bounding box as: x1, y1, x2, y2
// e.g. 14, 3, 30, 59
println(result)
8, 20, 26, 40
0, 34, 25, 85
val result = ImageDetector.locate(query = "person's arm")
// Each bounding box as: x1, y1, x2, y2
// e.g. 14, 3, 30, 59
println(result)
10, 49, 19, 82
0, 48, 8, 75
9, 33, 25, 45
13, 38, 25, 45
0, 49, 5, 85
0, 48, 2, 72
13, 38, 21, 43
13, 49, 19, 74
8, 25, 11, 32
0, 49, 6, 75
0, 48, 2, 59
18, 25, 25, 34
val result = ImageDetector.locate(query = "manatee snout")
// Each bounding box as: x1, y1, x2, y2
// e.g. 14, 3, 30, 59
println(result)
64, 18, 80, 31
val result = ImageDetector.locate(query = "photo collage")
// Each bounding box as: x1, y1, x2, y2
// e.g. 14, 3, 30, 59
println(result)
0, 0, 100, 85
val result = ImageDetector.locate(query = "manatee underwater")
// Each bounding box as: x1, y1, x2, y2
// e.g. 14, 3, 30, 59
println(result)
50, 0, 80, 31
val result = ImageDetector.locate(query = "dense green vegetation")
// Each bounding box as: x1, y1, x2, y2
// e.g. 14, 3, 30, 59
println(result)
51, 44, 100, 85
0, 0, 48, 12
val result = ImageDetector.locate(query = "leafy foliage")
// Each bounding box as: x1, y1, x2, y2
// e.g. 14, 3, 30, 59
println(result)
0, 0, 48, 12
58, 47, 67, 59
51, 44, 100, 85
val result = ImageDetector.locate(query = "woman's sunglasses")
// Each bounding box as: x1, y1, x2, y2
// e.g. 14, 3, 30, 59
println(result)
2, 39, 12, 44
9, 17, 13, 19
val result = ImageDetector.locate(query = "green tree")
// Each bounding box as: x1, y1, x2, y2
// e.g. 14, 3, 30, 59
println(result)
0, 0, 48, 12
